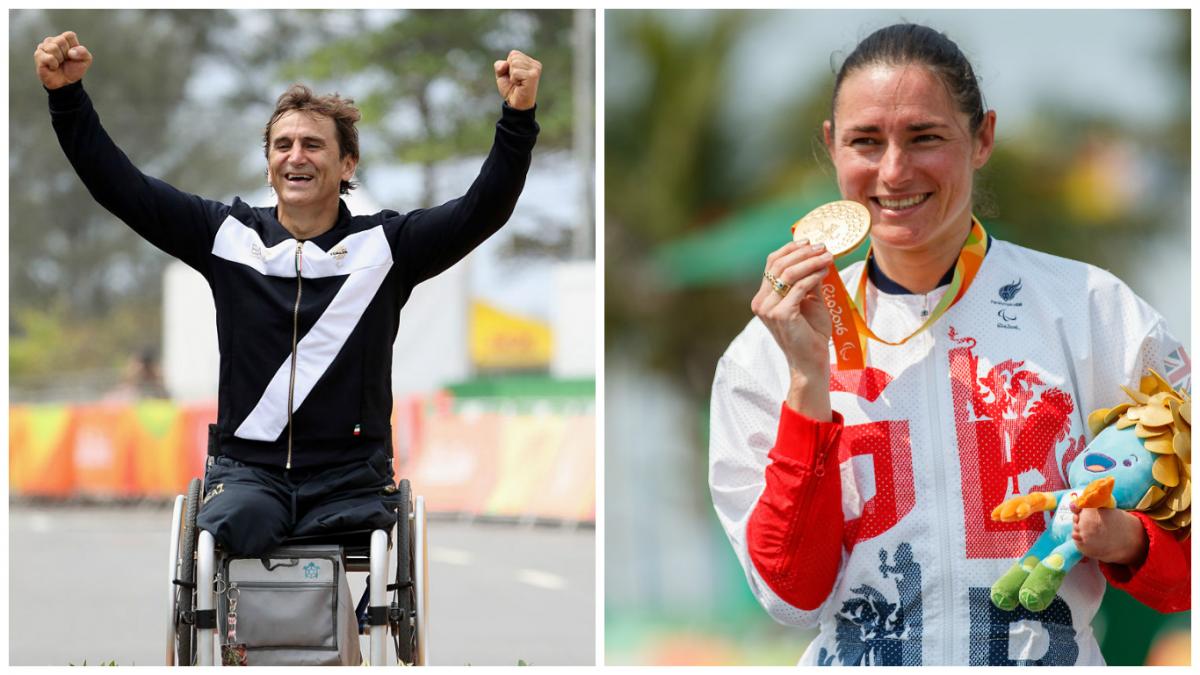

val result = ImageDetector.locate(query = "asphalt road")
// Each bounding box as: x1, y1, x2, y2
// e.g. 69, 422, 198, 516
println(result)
9, 503, 595, 666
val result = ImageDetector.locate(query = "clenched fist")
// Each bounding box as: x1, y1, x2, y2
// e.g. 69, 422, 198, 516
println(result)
494, 50, 541, 111
35, 31, 92, 90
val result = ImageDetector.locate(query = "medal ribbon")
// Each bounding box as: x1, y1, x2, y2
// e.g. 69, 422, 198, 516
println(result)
822, 217, 988, 371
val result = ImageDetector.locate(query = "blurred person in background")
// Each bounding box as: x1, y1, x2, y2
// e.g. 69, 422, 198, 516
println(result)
103, 347, 170, 402
36, 29, 542, 555
709, 23, 1189, 666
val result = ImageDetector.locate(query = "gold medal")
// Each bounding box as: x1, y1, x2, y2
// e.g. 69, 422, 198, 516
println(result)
791, 200, 871, 257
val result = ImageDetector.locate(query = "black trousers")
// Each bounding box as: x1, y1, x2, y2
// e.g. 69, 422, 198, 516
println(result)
196, 449, 402, 556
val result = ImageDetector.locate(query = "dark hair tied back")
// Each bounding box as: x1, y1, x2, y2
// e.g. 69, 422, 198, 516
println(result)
832, 23, 986, 135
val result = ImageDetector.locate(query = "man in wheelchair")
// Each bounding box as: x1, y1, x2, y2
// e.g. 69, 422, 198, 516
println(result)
37, 29, 542, 665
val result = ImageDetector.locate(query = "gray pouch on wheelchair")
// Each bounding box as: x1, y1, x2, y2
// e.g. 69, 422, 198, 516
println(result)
217, 545, 361, 666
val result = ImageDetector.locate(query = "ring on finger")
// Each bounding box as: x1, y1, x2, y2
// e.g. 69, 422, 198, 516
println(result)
764, 271, 790, 298
763, 270, 781, 289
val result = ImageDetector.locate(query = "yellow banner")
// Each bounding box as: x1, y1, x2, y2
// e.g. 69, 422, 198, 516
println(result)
469, 300, 553, 370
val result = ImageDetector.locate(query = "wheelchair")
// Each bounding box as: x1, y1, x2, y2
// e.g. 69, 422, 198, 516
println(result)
165, 472, 428, 666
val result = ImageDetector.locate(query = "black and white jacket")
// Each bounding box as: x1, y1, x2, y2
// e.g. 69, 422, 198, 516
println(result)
49, 81, 538, 469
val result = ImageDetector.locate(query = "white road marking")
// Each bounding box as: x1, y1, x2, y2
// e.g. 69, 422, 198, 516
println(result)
430, 546, 473, 566
516, 569, 566, 591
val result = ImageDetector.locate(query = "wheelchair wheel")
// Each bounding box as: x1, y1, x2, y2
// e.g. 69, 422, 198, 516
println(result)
175, 478, 202, 666
391, 479, 417, 665
413, 494, 428, 666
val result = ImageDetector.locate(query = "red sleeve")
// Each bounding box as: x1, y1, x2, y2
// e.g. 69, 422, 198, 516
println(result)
1098, 511, 1191, 612
746, 403, 845, 610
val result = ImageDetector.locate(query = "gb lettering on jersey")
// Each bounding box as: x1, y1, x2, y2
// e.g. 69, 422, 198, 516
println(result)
830, 366, 915, 547
946, 327, 1082, 559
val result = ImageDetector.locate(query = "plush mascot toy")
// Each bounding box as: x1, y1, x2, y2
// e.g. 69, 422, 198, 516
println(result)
989, 370, 1190, 612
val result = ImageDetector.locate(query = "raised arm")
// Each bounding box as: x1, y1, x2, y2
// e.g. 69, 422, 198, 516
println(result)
394, 50, 542, 285
37, 31, 226, 274
708, 242, 848, 619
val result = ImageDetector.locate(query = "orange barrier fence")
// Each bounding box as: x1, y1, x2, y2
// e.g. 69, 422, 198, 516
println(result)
10, 397, 595, 522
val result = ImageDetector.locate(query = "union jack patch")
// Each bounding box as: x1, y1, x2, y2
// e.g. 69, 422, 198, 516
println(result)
1163, 345, 1191, 394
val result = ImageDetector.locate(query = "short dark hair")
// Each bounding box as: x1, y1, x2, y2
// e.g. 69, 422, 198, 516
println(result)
831, 23, 986, 136
264, 84, 361, 195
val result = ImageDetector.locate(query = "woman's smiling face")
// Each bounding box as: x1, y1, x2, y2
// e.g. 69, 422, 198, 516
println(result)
824, 63, 995, 257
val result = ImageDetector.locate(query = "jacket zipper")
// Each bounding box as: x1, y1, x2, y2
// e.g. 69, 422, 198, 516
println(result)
287, 240, 303, 470
775, 443, 830, 579
924, 328, 954, 665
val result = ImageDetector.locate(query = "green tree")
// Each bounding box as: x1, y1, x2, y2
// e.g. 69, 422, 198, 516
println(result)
235, 9, 575, 209
9, 9, 250, 390
605, 11, 758, 395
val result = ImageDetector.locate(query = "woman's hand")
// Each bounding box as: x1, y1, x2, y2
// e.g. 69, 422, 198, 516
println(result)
751, 240, 836, 420
1070, 503, 1149, 567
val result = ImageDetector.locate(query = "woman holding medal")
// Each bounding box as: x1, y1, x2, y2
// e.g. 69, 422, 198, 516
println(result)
709, 23, 1189, 666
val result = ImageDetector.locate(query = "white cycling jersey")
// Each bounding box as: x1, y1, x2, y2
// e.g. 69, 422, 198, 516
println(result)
710, 237, 1187, 665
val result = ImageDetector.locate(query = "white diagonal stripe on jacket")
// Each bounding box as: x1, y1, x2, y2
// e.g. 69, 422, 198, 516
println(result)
211, 217, 394, 441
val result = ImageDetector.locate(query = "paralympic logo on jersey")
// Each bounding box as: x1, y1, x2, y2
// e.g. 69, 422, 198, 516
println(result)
992, 279, 1023, 329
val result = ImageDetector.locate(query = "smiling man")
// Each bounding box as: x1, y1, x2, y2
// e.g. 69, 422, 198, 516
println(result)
264, 85, 363, 240
37, 30, 541, 555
